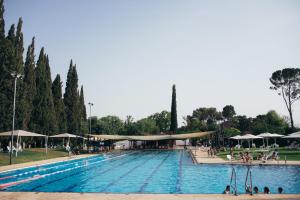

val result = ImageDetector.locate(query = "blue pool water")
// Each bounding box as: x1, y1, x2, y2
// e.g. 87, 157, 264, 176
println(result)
0, 150, 299, 194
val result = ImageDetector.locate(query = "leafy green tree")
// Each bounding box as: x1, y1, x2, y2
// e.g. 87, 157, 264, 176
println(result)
98, 116, 124, 135
270, 68, 300, 129
136, 118, 159, 135
52, 74, 67, 133
22, 37, 36, 130
123, 115, 138, 135
251, 110, 287, 134
223, 127, 241, 138
222, 105, 236, 120
31, 48, 57, 135
170, 84, 177, 133
149, 110, 171, 132
64, 60, 80, 134
233, 115, 252, 132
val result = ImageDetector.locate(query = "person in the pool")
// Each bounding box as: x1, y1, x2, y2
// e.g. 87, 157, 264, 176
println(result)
278, 187, 283, 194
223, 185, 231, 194
264, 186, 270, 194
253, 186, 259, 194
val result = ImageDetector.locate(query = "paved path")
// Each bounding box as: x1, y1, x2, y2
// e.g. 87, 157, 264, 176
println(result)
0, 154, 95, 172
191, 148, 300, 165
0, 192, 299, 200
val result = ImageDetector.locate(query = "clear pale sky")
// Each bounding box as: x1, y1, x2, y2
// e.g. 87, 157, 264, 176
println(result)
5, 0, 300, 126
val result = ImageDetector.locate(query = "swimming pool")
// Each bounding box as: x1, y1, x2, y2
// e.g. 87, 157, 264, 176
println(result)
0, 150, 299, 194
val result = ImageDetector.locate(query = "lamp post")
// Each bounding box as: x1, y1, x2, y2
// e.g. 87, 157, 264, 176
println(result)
88, 102, 94, 152
10, 72, 21, 165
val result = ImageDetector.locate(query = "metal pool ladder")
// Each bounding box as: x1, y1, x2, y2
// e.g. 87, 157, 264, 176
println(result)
230, 167, 238, 195
245, 166, 253, 195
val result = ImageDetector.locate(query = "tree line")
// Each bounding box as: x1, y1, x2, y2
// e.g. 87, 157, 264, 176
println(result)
0, 0, 87, 136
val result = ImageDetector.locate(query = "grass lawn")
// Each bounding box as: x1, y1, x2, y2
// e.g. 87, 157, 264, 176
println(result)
0, 148, 68, 166
217, 148, 300, 161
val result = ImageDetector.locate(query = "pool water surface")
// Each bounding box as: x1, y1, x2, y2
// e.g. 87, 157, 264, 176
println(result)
0, 150, 299, 194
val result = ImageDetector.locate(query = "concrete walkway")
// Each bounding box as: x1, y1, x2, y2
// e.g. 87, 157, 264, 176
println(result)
1, 192, 300, 200
191, 149, 300, 165
0, 154, 96, 173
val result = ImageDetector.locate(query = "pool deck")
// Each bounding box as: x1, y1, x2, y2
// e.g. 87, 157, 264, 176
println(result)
1, 192, 300, 200
0, 154, 95, 173
191, 149, 300, 165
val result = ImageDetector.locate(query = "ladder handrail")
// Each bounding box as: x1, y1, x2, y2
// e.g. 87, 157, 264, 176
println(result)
245, 166, 253, 195
230, 167, 238, 195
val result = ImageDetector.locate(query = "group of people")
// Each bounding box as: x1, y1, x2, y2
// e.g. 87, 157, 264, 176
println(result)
223, 185, 283, 194
207, 147, 217, 158
239, 152, 252, 163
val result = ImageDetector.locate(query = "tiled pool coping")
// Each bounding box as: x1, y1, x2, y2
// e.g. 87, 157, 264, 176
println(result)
1, 192, 300, 200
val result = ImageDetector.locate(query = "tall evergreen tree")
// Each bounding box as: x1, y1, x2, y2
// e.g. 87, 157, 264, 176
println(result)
0, 0, 5, 39
64, 60, 80, 134
0, 24, 16, 131
79, 86, 87, 120
22, 37, 36, 130
52, 74, 67, 133
31, 48, 57, 135
170, 84, 178, 133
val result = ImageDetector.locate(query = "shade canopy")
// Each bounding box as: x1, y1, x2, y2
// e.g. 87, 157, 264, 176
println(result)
229, 135, 243, 140
0, 130, 46, 137
91, 131, 214, 141
239, 134, 262, 140
283, 132, 300, 139
257, 132, 284, 138
50, 133, 81, 138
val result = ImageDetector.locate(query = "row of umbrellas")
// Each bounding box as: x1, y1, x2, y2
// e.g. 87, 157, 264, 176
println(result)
0, 130, 86, 156
230, 131, 300, 148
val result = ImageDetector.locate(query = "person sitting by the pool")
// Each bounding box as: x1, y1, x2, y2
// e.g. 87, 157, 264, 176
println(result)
244, 152, 251, 163
223, 185, 231, 194
239, 152, 245, 163
272, 149, 279, 160
253, 186, 259, 194
278, 187, 283, 194
207, 149, 210, 157
263, 186, 270, 194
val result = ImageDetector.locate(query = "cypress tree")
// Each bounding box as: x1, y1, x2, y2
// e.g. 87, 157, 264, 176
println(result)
79, 86, 87, 120
52, 74, 67, 133
0, 0, 5, 39
64, 60, 80, 134
14, 17, 25, 129
79, 85, 87, 135
31, 48, 56, 135
170, 84, 178, 133
23, 37, 36, 130
0, 24, 16, 131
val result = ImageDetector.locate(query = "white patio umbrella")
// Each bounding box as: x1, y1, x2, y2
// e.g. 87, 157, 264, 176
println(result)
229, 135, 243, 145
50, 133, 81, 147
283, 131, 300, 139
0, 130, 47, 156
239, 134, 262, 148
257, 132, 284, 147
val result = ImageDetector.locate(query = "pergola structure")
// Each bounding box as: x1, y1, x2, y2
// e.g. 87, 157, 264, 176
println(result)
0, 130, 47, 155
90, 131, 213, 141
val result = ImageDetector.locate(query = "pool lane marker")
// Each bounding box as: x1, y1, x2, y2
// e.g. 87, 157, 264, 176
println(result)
0, 152, 137, 190
0, 151, 130, 181
98, 151, 160, 192
62, 151, 146, 192
139, 151, 171, 193
0, 175, 42, 189
0, 156, 103, 181
175, 150, 184, 193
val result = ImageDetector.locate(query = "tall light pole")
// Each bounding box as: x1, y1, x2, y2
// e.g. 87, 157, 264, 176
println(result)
88, 102, 94, 151
10, 72, 21, 165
